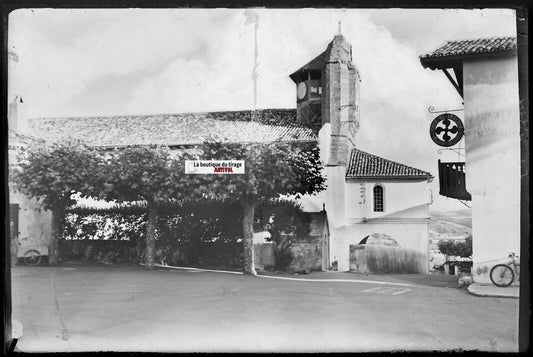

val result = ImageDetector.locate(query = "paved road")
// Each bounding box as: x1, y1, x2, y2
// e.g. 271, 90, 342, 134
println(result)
10, 263, 519, 352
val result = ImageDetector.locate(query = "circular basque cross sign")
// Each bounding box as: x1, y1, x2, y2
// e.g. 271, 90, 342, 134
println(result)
429, 113, 464, 147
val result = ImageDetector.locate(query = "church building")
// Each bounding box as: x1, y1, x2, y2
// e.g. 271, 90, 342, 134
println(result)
292, 34, 433, 272
8, 34, 432, 272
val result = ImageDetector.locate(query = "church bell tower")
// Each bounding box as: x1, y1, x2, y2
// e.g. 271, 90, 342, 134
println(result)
289, 33, 361, 167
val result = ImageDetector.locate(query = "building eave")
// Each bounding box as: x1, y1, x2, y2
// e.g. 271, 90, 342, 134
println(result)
346, 175, 432, 180
420, 50, 517, 71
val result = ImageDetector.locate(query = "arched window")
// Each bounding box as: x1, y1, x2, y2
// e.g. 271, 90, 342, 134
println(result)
373, 185, 384, 212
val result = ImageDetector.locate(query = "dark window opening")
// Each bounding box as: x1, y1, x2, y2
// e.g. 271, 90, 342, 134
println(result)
373, 185, 384, 212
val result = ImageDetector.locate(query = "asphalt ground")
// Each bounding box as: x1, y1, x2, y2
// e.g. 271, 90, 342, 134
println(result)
9, 262, 519, 352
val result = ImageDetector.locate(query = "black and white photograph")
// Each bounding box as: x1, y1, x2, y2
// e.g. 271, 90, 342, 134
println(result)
4, 6, 528, 353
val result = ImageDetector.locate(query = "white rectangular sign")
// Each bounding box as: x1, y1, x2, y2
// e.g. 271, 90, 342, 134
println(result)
185, 160, 245, 174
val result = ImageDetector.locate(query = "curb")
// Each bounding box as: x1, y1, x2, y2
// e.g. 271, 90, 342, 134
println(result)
152, 264, 412, 286
467, 283, 519, 299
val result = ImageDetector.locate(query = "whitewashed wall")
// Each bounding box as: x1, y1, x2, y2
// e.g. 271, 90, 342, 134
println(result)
345, 179, 430, 222
332, 218, 429, 272
299, 165, 346, 229
10, 191, 52, 257
463, 56, 521, 284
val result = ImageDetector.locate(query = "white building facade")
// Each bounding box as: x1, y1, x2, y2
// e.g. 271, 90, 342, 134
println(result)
295, 35, 433, 272
421, 36, 521, 284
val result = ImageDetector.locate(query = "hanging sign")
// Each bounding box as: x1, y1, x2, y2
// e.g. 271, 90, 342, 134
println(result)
429, 113, 464, 147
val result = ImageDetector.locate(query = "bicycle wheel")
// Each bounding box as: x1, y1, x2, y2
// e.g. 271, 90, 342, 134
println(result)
24, 249, 42, 266
490, 264, 514, 287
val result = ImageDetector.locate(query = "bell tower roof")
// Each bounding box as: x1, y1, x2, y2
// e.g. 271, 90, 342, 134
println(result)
289, 34, 354, 83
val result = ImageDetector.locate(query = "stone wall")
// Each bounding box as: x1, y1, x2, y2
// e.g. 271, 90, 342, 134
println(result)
253, 243, 275, 271
58, 233, 324, 272
349, 244, 426, 274
289, 242, 323, 273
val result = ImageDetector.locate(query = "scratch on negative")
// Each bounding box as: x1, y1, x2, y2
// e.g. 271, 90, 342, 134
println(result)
52, 268, 70, 341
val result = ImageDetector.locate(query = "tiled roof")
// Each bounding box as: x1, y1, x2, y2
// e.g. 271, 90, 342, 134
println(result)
346, 149, 432, 179
420, 36, 516, 60
8, 129, 45, 149
26, 109, 316, 148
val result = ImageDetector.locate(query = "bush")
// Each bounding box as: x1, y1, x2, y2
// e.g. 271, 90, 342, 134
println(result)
437, 236, 472, 258
61, 201, 243, 266
61, 200, 313, 269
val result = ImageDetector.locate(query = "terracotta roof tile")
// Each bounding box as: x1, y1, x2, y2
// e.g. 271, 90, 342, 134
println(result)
26, 109, 316, 148
8, 129, 45, 149
420, 36, 516, 59
346, 148, 432, 179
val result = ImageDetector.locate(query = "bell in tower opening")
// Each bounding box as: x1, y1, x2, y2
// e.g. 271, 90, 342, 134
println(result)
290, 33, 361, 167
290, 50, 324, 133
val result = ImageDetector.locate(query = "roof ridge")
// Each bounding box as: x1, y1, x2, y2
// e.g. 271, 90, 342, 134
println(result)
28, 108, 297, 121
444, 35, 516, 43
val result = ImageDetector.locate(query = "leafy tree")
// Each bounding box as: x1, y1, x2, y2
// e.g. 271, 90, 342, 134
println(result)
95, 146, 195, 269
255, 200, 311, 269
11, 141, 104, 265
437, 235, 472, 259
11, 142, 193, 269
194, 141, 325, 275
11, 139, 325, 274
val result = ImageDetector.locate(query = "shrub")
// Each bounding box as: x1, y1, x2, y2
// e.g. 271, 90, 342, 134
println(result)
437, 235, 472, 258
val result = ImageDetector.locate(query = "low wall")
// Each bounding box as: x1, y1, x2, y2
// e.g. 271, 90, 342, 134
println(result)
59, 239, 321, 272
59, 239, 277, 269
349, 244, 426, 274
60, 239, 137, 257
289, 242, 322, 272
254, 243, 275, 270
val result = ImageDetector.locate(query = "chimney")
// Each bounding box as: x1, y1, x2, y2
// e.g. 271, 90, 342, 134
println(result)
8, 96, 24, 132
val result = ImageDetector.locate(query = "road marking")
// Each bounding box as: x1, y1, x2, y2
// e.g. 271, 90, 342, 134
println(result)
362, 287, 412, 295
256, 275, 412, 286
392, 289, 412, 295
152, 264, 412, 287
152, 264, 243, 275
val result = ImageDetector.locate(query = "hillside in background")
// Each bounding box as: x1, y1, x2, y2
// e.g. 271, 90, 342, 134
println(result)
429, 209, 472, 239
428, 209, 472, 267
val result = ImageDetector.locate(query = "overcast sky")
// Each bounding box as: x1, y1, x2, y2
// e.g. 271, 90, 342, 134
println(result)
8, 8, 517, 211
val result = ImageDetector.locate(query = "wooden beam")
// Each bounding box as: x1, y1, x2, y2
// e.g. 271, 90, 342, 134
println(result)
453, 67, 464, 98
442, 68, 463, 99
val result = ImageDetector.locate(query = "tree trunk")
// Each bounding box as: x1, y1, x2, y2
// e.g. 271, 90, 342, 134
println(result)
10, 226, 18, 267
241, 199, 257, 275
145, 201, 159, 270
49, 207, 65, 266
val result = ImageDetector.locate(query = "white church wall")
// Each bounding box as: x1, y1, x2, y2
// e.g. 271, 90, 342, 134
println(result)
332, 221, 429, 272
345, 178, 430, 222
299, 165, 346, 229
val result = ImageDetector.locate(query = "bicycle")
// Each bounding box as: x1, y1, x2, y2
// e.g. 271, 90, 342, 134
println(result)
23, 249, 42, 266
18, 244, 48, 266
489, 253, 520, 287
